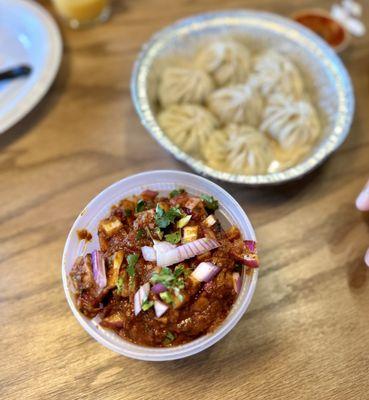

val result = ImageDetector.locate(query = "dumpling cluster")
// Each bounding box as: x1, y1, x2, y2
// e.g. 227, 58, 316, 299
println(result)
156, 38, 321, 175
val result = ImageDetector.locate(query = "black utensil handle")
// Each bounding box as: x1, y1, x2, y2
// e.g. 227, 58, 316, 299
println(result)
0, 65, 32, 81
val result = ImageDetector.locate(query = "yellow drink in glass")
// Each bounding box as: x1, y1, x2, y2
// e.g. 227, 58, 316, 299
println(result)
52, 0, 111, 29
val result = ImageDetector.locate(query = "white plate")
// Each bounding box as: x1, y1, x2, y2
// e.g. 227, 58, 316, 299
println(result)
0, 0, 62, 134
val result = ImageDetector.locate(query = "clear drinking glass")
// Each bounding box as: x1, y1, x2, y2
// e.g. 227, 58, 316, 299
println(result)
52, 0, 111, 29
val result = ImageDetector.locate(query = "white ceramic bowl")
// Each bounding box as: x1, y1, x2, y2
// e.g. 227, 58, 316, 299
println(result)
62, 170, 258, 361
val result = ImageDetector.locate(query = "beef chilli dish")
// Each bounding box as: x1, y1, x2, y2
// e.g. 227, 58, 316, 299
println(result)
69, 189, 259, 347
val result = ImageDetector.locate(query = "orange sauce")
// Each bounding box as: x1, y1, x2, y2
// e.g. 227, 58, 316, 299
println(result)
293, 10, 348, 51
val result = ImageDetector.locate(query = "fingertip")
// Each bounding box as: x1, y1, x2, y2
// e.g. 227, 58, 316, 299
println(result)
356, 183, 369, 211
365, 248, 369, 268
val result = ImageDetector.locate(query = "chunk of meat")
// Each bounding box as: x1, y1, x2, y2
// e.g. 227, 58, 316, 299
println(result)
101, 311, 127, 329
226, 225, 241, 241
133, 209, 155, 230
70, 255, 95, 293
107, 250, 124, 288
141, 190, 158, 201
76, 292, 101, 318
100, 217, 123, 236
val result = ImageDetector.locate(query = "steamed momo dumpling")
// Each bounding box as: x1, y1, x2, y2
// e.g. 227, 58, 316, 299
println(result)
260, 94, 321, 149
207, 80, 263, 126
195, 40, 251, 86
158, 104, 219, 155
203, 124, 273, 174
158, 67, 214, 107
252, 50, 304, 99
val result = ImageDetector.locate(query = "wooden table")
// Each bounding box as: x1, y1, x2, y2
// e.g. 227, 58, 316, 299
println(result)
1, 1, 369, 399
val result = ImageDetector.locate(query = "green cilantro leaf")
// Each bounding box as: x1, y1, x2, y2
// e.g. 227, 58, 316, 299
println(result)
169, 188, 185, 198
123, 208, 132, 217
176, 278, 185, 290
201, 194, 219, 212
126, 253, 139, 277
155, 204, 183, 229
164, 231, 181, 244
135, 199, 146, 213
151, 265, 187, 291
163, 331, 176, 345
174, 287, 184, 302
155, 227, 163, 240
160, 291, 174, 304
136, 228, 145, 240
174, 264, 185, 278
116, 276, 124, 293
151, 267, 175, 287
142, 300, 154, 311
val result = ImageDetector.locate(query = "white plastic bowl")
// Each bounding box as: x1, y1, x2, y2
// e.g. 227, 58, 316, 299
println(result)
62, 170, 258, 361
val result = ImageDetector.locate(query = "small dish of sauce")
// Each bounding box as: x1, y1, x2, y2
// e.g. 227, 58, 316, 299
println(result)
292, 9, 350, 52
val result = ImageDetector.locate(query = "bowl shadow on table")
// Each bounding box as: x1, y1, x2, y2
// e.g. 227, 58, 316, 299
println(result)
0, 50, 70, 150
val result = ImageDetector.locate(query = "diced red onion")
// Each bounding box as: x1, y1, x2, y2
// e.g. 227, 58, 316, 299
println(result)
154, 300, 168, 318
91, 250, 107, 292
151, 283, 167, 294
157, 238, 220, 267
244, 240, 256, 253
242, 253, 259, 268
191, 262, 220, 283
154, 240, 177, 267
232, 272, 242, 294
232, 240, 259, 268
153, 240, 177, 252
134, 282, 150, 316
141, 246, 156, 262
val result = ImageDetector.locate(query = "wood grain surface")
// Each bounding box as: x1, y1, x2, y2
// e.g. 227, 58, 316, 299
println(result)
1, 0, 369, 399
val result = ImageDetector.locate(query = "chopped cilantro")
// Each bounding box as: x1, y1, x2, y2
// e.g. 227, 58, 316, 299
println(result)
234, 263, 243, 273
151, 266, 186, 291
160, 291, 174, 304
123, 208, 132, 217
169, 188, 185, 198
136, 228, 145, 240
116, 276, 124, 293
174, 264, 185, 278
163, 331, 176, 345
135, 199, 146, 213
176, 278, 185, 290
126, 253, 139, 277
164, 231, 181, 244
201, 194, 219, 212
174, 287, 184, 302
155, 227, 163, 240
155, 204, 183, 229
151, 267, 175, 287
142, 299, 154, 311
